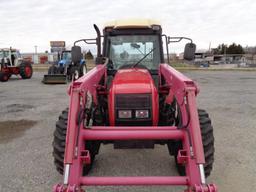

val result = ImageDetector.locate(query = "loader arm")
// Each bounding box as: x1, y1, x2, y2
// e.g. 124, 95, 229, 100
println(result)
53, 63, 217, 192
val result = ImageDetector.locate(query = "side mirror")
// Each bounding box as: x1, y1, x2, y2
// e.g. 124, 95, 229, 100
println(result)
71, 46, 82, 63
184, 43, 196, 61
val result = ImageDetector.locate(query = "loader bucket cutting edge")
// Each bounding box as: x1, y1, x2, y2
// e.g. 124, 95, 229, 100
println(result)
42, 74, 67, 84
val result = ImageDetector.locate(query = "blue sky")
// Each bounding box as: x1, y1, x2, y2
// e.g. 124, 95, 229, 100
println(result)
0, 0, 255, 53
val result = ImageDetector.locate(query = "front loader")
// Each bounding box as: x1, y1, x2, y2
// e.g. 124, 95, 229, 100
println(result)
42, 50, 87, 84
52, 19, 217, 192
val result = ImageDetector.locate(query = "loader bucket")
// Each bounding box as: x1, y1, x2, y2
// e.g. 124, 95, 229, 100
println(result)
42, 74, 67, 84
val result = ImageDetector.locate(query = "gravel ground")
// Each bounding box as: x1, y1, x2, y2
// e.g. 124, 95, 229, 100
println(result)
0, 71, 255, 192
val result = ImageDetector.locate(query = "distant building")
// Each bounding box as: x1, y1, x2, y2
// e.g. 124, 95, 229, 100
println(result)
244, 46, 256, 54
244, 54, 256, 66
194, 51, 213, 65
243, 46, 256, 67
50, 41, 66, 53
212, 54, 244, 65
21, 52, 57, 64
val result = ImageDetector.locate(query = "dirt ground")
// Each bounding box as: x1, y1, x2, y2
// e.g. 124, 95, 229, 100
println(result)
0, 71, 255, 192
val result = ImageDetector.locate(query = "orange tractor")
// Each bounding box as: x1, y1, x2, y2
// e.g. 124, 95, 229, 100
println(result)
0, 48, 33, 82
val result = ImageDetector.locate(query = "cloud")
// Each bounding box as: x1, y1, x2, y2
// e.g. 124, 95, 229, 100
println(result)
0, 0, 255, 53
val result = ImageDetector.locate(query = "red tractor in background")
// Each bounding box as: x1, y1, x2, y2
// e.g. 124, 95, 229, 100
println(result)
0, 48, 33, 82
52, 19, 217, 192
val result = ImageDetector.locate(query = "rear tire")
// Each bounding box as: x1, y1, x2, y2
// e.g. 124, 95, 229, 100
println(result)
48, 66, 58, 75
52, 108, 99, 175
174, 109, 215, 177
20, 62, 33, 79
0, 71, 9, 82
79, 64, 87, 77
68, 66, 80, 80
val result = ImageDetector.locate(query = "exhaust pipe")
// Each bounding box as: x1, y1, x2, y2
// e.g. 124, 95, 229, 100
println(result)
93, 24, 101, 57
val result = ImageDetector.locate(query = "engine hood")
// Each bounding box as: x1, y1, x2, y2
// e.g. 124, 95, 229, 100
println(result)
110, 69, 155, 94
58, 59, 71, 65
108, 68, 159, 126
58, 59, 66, 65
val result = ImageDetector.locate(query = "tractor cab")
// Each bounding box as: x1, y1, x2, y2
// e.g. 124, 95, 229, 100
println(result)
58, 50, 72, 66
102, 20, 163, 74
0, 48, 22, 67
102, 20, 196, 74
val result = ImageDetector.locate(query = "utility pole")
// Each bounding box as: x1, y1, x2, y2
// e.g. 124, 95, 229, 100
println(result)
34, 45, 37, 54
224, 46, 226, 64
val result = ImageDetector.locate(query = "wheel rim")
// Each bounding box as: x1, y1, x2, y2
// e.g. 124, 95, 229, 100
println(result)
25, 66, 32, 77
3, 74, 8, 81
74, 70, 79, 80
83, 65, 87, 75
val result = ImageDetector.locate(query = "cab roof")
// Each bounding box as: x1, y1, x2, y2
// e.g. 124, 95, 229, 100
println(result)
0, 48, 19, 51
104, 19, 161, 29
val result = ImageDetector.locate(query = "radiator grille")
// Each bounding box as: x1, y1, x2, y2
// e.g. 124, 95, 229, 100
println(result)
115, 94, 151, 109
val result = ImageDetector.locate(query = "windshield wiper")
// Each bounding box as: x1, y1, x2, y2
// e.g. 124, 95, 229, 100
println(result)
132, 48, 155, 68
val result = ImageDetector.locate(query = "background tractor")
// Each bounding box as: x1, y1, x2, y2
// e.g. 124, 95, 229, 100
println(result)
52, 19, 217, 192
42, 50, 87, 84
0, 48, 33, 82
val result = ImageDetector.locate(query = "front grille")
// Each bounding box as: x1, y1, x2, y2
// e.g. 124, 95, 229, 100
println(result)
115, 94, 152, 125
115, 94, 151, 109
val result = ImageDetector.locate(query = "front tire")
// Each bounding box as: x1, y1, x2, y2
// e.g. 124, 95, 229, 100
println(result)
20, 62, 33, 79
57, 65, 65, 74
48, 66, 58, 75
0, 71, 9, 82
52, 108, 99, 175
174, 109, 215, 177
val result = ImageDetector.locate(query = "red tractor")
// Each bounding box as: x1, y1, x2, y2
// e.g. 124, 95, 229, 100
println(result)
52, 19, 217, 192
0, 48, 33, 82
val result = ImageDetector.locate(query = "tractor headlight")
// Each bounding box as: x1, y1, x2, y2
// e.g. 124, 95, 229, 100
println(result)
118, 110, 132, 119
135, 110, 149, 118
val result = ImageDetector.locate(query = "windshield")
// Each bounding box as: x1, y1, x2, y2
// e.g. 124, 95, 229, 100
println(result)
0, 51, 9, 58
0, 50, 20, 58
108, 35, 160, 69
62, 52, 71, 60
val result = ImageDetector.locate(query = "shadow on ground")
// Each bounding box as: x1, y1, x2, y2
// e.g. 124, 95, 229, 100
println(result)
0, 119, 37, 144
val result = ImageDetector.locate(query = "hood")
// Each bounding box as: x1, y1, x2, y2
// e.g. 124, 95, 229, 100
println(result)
110, 68, 155, 94
108, 68, 159, 126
